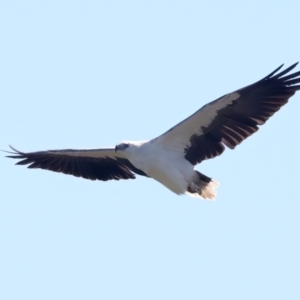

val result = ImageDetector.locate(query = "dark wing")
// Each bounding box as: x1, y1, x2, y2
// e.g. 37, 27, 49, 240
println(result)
6, 146, 147, 180
153, 63, 300, 165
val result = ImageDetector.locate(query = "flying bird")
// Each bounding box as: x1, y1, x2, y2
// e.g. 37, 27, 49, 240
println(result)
6, 63, 300, 200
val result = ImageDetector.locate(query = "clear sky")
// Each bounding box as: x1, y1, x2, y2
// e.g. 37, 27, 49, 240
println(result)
1, 1, 300, 300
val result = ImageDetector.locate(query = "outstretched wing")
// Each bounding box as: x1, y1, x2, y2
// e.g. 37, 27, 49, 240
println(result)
6, 146, 147, 181
153, 63, 300, 165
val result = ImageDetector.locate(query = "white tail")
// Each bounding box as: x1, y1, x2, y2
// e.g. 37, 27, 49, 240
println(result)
186, 171, 219, 200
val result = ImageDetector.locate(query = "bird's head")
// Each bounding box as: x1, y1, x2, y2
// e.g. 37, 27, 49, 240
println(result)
115, 142, 131, 153
115, 140, 148, 153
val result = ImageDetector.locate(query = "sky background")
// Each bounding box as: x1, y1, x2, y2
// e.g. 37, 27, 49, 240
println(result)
1, 1, 300, 299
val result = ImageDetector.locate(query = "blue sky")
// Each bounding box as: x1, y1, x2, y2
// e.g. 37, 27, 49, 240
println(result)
1, 1, 300, 299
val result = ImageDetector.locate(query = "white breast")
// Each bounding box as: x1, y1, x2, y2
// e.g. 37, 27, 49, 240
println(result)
126, 142, 194, 195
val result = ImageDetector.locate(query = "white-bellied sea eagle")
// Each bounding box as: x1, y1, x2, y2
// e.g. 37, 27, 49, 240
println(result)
6, 63, 300, 200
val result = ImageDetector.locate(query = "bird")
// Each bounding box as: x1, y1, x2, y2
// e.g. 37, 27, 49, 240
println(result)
6, 63, 300, 200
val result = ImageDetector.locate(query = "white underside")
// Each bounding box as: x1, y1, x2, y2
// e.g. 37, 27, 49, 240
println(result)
124, 142, 219, 200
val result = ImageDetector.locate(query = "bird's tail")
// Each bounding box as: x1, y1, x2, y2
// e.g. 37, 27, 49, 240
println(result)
186, 171, 219, 200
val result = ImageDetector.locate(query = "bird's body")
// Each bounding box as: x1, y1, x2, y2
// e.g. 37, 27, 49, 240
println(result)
122, 141, 217, 198
6, 63, 300, 199
125, 141, 194, 195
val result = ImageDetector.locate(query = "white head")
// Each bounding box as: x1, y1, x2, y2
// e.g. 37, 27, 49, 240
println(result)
114, 140, 148, 153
